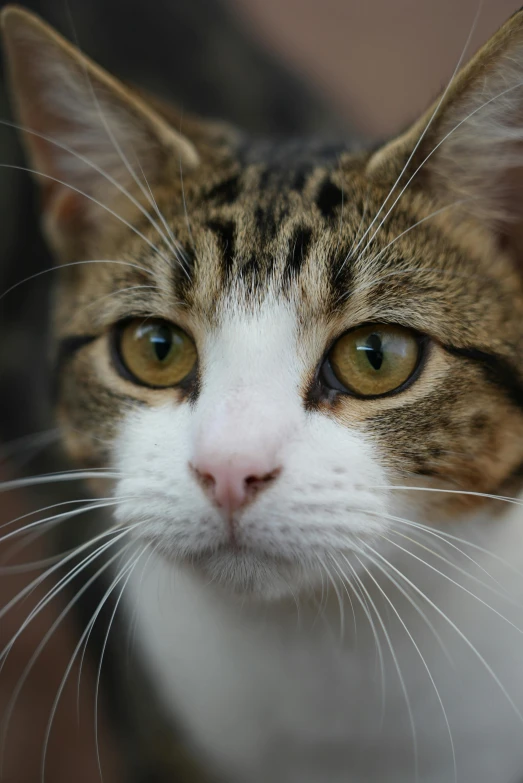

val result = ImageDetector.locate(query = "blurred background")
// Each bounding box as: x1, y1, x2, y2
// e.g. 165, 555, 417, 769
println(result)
0, 0, 519, 780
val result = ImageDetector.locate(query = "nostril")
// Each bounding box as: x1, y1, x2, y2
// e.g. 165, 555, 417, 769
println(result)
190, 466, 218, 497
243, 468, 281, 499
195, 470, 215, 489
245, 468, 281, 487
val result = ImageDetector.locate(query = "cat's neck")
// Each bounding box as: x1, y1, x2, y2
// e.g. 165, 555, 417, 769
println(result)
126, 500, 523, 783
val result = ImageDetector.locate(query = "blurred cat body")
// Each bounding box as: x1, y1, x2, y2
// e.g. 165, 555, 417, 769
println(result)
4, 5, 523, 781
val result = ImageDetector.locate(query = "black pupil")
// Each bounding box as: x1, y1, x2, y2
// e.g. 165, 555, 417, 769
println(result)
360, 333, 383, 371
150, 326, 173, 362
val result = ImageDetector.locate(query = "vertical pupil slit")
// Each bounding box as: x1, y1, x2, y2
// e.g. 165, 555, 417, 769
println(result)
151, 330, 172, 362
361, 333, 383, 371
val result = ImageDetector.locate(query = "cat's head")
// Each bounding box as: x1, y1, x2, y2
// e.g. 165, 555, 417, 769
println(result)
3, 5, 523, 598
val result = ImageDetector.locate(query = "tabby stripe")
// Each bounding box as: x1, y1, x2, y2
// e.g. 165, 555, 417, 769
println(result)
207, 220, 236, 276
444, 345, 523, 410
285, 226, 313, 279
315, 178, 344, 219
57, 335, 97, 368
205, 175, 241, 205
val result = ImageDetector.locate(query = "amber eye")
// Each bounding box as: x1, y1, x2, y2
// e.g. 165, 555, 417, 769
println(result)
116, 319, 197, 388
324, 324, 422, 398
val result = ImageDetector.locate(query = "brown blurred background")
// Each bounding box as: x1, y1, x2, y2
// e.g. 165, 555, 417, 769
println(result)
0, 0, 519, 781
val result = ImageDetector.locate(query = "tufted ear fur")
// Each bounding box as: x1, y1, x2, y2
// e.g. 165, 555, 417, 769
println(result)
367, 8, 523, 261
0, 5, 199, 258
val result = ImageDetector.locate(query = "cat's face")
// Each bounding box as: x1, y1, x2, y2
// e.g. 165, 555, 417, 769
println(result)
4, 6, 523, 598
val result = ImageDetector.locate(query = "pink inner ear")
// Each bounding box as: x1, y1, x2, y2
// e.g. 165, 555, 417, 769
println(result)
47, 188, 86, 231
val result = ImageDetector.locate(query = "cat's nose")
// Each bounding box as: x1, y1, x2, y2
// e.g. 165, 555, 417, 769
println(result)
191, 455, 281, 516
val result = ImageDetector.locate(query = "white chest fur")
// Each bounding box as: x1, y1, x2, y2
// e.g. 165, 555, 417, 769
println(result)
127, 504, 523, 783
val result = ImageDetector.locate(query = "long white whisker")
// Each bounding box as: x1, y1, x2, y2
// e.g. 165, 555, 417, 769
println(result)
341, 0, 483, 269
376, 484, 523, 506
358, 539, 523, 721
383, 513, 523, 580
0, 534, 133, 768
0, 116, 179, 268
0, 499, 125, 550
0, 469, 121, 494
135, 157, 192, 278
316, 554, 346, 640
0, 162, 170, 266
348, 552, 419, 777
380, 533, 523, 637
40, 545, 141, 783
179, 159, 196, 254
0, 516, 132, 625
386, 525, 513, 602
0, 528, 132, 672
327, 552, 358, 640
332, 552, 387, 725
94, 545, 146, 779
0, 259, 152, 305
356, 549, 457, 783
358, 72, 523, 261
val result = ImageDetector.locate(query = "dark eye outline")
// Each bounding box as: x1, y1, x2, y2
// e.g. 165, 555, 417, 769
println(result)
318, 323, 429, 400
111, 317, 198, 389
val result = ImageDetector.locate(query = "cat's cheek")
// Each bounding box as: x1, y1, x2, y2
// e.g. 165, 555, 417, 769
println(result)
111, 403, 226, 556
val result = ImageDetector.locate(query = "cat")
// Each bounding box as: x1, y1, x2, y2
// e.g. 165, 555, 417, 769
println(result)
3, 4, 523, 782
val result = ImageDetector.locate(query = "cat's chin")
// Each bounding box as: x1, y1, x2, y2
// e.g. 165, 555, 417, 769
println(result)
166, 545, 323, 601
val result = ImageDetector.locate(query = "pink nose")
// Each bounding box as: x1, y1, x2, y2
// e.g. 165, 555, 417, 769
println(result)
192, 455, 281, 516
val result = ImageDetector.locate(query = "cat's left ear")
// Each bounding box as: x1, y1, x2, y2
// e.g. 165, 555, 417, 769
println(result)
367, 8, 523, 259
0, 5, 200, 257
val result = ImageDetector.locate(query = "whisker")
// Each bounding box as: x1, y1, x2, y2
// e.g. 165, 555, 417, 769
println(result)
348, 551, 419, 777
0, 514, 132, 625
75, 283, 160, 317
386, 525, 513, 602
339, 0, 483, 271
316, 555, 346, 641
380, 532, 523, 637
355, 548, 457, 783
358, 539, 523, 722
331, 552, 387, 726
376, 484, 523, 506
135, 157, 192, 278
0, 469, 121, 494
0, 528, 133, 672
383, 514, 523, 579
94, 545, 147, 779
179, 159, 196, 254
75, 73, 186, 269
0, 259, 152, 306
0, 162, 171, 268
358, 71, 523, 262
0, 495, 122, 540
327, 552, 358, 640
0, 533, 134, 768
39, 544, 141, 783
0, 498, 128, 550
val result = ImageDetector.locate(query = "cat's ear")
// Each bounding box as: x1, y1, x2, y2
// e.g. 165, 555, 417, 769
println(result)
367, 9, 523, 258
0, 5, 199, 256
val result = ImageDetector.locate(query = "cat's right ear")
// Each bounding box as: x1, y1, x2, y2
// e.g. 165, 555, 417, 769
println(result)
0, 5, 199, 258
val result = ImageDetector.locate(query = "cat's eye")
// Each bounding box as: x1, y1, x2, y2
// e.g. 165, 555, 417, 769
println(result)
115, 319, 197, 388
322, 324, 423, 398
